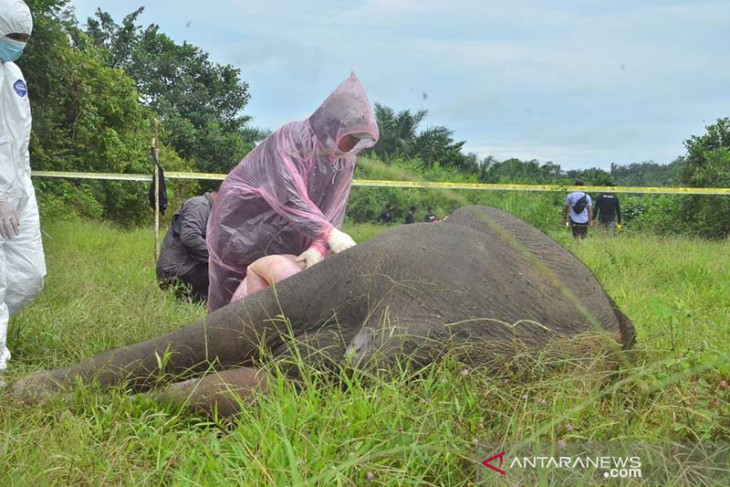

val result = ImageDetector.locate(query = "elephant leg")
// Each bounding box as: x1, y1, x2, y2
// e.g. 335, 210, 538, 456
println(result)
156, 367, 270, 419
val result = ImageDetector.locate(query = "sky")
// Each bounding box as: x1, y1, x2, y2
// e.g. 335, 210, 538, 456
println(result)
67, 0, 730, 170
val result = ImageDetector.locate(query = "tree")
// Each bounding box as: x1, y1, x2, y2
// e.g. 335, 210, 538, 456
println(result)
80, 8, 257, 173
392, 108, 428, 158
567, 167, 615, 186
609, 160, 682, 186
22, 0, 195, 224
679, 118, 730, 186
413, 126, 467, 170
670, 118, 730, 238
369, 103, 427, 162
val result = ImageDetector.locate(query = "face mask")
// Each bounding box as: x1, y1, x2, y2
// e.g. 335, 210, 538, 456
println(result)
0, 37, 27, 63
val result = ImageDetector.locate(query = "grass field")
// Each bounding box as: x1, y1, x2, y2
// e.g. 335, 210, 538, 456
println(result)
1, 219, 728, 485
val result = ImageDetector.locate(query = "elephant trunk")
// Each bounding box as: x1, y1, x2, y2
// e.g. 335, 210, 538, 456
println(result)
19, 294, 283, 395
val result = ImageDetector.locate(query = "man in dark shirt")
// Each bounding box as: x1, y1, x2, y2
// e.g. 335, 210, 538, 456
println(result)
156, 191, 217, 302
379, 204, 395, 224
405, 205, 417, 224
593, 186, 622, 234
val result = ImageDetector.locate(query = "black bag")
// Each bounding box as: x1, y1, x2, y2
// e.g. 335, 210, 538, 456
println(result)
148, 150, 169, 215
572, 194, 588, 214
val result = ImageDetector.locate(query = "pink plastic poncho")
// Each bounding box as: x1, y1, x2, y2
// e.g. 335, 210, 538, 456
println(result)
206, 73, 379, 311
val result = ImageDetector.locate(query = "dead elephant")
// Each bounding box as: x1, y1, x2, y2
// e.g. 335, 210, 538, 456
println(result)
13, 206, 635, 417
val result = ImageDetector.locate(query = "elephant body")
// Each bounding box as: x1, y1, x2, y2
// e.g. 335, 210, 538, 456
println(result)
15, 206, 635, 414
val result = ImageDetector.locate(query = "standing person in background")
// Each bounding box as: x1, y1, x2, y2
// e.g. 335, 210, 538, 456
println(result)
593, 184, 622, 234
156, 191, 217, 303
206, 73, 379, 311
563, 181, 592, 239
405, 205, 417, 224
0, 0, 46, 371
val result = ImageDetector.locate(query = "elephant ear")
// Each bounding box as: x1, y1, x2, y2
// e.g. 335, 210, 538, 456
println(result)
607, 296, 636, 350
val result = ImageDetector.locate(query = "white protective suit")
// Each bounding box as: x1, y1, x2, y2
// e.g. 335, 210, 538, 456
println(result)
0, 0, 46, 370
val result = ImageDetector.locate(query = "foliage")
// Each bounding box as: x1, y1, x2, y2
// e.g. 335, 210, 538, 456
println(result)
476, 156, 684, 188
349, 158, 591, 231
368, 103, 428, 161
668, 118, 730, 238
17, 1, 209, 224
365, 103, 472, 172
566, 166, 615, 186
2, 221, 729, 484
22, 0, 165, 224
80, 8, 261, 173
610, 160, 683, 187
480, 158, 564, 184
348, 158, 478, 224
413, 125, 471, 171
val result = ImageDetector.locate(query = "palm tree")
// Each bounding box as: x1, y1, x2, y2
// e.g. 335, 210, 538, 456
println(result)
368, 103, 428, 162
392, 108, 428, 159
371, 103, 396, 161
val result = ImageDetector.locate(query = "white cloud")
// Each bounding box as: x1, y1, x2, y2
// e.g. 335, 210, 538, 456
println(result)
67, 0, 730, 169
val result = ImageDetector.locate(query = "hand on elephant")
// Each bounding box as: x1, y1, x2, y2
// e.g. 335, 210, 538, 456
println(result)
296, 246, 324, 269
327, 228, 356, 253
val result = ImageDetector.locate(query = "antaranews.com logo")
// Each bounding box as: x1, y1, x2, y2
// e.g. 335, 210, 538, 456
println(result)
482, 451, 641, 478
477, 442, 728, 486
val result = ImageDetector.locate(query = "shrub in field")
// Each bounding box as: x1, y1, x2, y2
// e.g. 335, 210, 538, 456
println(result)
659, 118, 730, 239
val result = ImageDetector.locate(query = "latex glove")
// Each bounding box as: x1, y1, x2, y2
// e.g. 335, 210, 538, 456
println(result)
327, 228, 356, 253
296, 246, 324, 269
0, 199, 19, 239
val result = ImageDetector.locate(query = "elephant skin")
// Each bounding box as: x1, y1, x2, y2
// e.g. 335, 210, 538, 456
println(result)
13, 206, 635, 415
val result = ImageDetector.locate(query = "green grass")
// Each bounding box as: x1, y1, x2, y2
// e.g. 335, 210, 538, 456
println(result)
1, 220, 728, 485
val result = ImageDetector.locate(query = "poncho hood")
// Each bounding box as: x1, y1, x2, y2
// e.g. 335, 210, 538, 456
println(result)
308, 72, 379, 155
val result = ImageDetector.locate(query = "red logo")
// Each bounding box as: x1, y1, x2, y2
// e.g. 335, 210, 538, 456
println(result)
482, 451, 507, 475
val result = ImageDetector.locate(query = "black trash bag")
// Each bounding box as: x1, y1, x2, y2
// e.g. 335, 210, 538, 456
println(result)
149, 150, 169, 215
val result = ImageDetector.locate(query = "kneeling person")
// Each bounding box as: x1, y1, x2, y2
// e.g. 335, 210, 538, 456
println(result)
156, 191, 216, 302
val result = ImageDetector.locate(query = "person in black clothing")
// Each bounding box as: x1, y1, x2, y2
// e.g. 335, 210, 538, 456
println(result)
379, 204, 395, 224
405, 205, 417, 224
593, 185, 622, 234
424, 207, 438, 223
156, 191, 217, 302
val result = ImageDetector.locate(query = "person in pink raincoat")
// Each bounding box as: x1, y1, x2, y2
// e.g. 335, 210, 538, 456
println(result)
206, 73, 379, 311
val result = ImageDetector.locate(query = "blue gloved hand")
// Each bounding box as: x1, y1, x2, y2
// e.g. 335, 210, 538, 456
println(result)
0, 199, 19, 239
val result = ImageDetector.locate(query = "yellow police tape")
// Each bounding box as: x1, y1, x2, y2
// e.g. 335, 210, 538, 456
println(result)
31, 170, 730, 195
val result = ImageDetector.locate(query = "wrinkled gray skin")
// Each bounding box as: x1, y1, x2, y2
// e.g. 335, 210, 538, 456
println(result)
14, 206, 635, 417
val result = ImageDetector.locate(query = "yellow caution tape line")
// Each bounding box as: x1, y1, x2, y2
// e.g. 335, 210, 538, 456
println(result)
354, 180, 730, 194
32, 170, 226, 181
33, 171, 152, 181
31, 171, 730, 195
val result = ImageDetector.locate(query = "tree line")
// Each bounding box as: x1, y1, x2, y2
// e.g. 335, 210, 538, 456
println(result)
20, 1, 730, 237
23, 0, 261, 224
